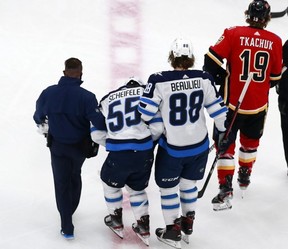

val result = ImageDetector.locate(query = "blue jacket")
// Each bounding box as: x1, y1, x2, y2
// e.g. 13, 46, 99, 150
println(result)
33, 76, 105, 144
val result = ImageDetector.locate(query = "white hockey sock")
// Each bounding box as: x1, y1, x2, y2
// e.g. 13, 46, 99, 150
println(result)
102, 181, 123, 214
125, 185, 149, 220
160, 185, 180, 225
179, 178, 197, 216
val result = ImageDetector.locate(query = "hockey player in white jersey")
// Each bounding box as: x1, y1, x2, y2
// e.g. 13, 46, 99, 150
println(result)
91, 77, 163, 246
138, 38, 232, 248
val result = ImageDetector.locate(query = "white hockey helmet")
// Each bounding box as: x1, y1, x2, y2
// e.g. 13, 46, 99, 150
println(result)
171, 38, 194, 58
125, 76, 144, 87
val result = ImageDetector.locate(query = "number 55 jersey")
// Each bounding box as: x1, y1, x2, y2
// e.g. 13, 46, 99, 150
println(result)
91, 83, 163, 151
138, 70, 227, 158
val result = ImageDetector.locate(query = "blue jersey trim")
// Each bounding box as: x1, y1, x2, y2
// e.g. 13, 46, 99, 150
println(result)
138, 106, 155, 117
205, 98, 222, 108
210, 106, 227, 118
159, 136, 209, 158
149, 117, 163, 123
140, 97, 159, 107
106, 140, 153, 151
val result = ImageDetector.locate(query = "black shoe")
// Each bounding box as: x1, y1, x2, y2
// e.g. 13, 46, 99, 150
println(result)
104, 208, 124, 238
132, 215, 150, 237
181, 211, 195, 244
156, 218, 181, 248
181, 211, 195, 235
212, 175, 233, 211
237, 167, 251, 189
132, 215, 150, 245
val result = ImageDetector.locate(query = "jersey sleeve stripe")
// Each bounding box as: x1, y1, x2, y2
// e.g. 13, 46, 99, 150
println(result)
209, 107, 228, 118
138, 106, 156, 117
207, 49, 223, 66
205, 97, 223, 108
148, 117, 163, 124
270, 74, 282, 81
140, 97, 159, 107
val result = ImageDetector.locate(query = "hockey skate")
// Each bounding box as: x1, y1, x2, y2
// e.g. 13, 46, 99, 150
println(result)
181, 211, 195, 244
212, 175, 233, 211
155, 218, 181, 249
104, 208, 124, 239
132, 215, 150, 246
237, 167, 251, 190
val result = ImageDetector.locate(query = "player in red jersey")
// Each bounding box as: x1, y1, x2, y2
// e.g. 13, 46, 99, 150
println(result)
203, 0, 282, 211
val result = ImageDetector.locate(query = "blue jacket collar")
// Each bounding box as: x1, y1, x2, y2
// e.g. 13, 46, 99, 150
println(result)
58, 76, 83, 86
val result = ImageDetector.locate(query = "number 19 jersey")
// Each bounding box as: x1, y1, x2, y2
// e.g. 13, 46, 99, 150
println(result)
207, 26, 282, 114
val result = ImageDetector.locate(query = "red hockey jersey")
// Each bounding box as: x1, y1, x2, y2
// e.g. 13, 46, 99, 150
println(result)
207, 26, 282, 114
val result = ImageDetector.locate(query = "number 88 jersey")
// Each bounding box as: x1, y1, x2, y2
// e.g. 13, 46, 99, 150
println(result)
138, 70, 227, 158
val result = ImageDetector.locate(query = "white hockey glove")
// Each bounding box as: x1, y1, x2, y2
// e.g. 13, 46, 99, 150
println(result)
37, 121, 49, 136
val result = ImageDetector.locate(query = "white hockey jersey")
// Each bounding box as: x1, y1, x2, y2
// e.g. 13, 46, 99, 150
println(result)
138, 69, 227, 157
91, 84, 163, 151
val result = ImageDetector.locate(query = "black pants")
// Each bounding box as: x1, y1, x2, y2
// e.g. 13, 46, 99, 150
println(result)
101, 149, 154, 191
280, 113, 288, 168
50, 140, 86, 235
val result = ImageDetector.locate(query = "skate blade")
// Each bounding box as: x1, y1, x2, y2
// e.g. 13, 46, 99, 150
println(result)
213, 201, 232, 211
135, 233, 149, 246
108, 227, 124, 239
182, 234, 189, 244
157, 237, 181, 249
241, 189, 245, 199
239, 185, 248, 190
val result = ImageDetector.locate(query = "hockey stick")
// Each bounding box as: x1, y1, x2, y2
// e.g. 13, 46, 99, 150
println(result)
197, 72, 253, 199
271, 7, 288, 18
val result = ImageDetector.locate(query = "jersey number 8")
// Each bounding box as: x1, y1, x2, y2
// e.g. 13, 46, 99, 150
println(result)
169, 91, 203, 126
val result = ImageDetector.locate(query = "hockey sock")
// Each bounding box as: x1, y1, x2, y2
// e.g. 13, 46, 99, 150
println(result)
160, 185, 180, 225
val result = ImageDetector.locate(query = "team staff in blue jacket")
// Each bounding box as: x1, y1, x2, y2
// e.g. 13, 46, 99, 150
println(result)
33, 58, 105, 239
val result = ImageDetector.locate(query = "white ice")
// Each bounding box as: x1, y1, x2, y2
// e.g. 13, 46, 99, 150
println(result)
0, 0, 288, 249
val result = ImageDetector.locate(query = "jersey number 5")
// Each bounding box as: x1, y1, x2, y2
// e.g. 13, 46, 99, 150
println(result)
108, 97, 141, 132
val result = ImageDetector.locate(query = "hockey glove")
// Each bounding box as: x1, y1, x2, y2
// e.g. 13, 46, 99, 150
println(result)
37, 121, 49, 136
214, 128, 235, 155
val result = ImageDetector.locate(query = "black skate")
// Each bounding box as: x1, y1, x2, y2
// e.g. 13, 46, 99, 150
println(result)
104, 208, 124, 239
181, 211, 195, 244
212, 175, 233, 211
237, 167, 251, 190
132, 215, 150, 246
155, 218, 181, 249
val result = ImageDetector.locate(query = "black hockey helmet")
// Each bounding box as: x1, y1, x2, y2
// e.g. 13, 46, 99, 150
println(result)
247, 0, 271, 22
